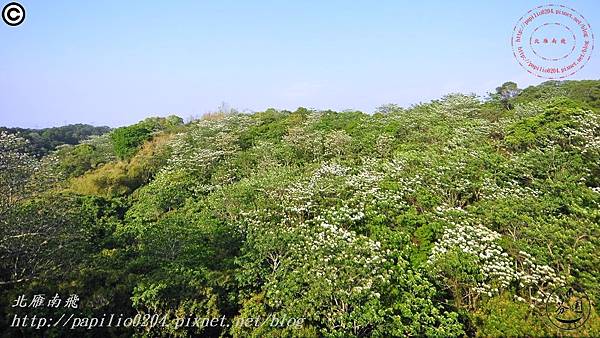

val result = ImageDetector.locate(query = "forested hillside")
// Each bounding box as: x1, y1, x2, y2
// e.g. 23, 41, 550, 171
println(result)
0, 124, 111, 157
1, 80, 599, 337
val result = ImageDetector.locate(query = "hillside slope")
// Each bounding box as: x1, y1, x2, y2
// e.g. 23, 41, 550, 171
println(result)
1, 81, 599, 337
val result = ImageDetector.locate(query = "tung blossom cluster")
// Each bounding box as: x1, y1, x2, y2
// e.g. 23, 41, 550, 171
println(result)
429, 219, 565, 304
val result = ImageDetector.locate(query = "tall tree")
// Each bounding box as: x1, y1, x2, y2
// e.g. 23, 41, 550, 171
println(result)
495, 81, 521, 109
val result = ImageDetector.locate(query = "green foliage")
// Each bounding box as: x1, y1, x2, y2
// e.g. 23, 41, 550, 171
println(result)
0, 192, 128, 337
504, 98, 585, 151
110, 125, 152, 159
55, 143, 103, 177
109, 115, 183, 160
70, 133, 173, 196
493, 81, 521, 109
2, 81, 600, 337
0, 124, 111, 157
472, 293, 549, 337
515, 80, 600, 110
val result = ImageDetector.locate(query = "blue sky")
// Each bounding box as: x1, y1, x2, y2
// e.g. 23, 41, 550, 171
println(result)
1, 0, 599, 128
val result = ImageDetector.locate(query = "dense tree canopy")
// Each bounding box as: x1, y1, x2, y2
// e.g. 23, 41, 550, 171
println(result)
1, 81, 599, 337
0, 124, 111, 157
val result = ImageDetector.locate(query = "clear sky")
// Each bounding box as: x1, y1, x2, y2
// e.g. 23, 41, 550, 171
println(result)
1, 0, 599, 128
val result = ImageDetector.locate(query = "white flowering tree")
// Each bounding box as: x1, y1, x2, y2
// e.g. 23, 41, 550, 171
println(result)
428, 213, 565, 308
233, 162, 464, 337
0, 131, 39, 208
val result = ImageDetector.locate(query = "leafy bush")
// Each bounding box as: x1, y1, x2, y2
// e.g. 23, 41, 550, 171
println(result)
110, 124, 153, 159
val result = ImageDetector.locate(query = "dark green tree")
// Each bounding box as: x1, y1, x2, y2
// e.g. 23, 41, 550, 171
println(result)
110, 125, 152, 159
495, 81, 521, 109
